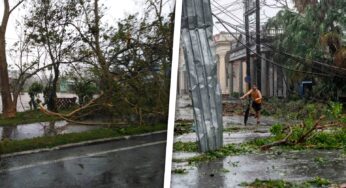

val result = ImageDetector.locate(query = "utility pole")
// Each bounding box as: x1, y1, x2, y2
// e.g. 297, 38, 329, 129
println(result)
255, 0, 261, 90
244, 0, 261, 89
244, 1, 251, 90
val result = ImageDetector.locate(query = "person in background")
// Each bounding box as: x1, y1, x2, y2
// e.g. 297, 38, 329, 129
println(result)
240, 83, 263, 125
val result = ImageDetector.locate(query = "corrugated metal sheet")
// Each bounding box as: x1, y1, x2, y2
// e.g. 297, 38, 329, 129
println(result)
181, 0, 223, 152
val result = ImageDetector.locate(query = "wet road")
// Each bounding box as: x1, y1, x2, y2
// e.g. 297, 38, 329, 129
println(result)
0, 131, 166, 188
172, 150, 346, 188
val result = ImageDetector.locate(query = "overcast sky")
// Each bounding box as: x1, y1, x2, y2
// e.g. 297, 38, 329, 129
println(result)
211, 0, 294, 34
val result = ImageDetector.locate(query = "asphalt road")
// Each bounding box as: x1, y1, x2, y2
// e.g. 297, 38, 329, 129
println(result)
0, 131, 167, 188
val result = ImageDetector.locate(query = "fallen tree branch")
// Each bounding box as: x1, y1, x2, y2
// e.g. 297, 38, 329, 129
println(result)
38, 92, 128, 126
39, 103, 126, 126
65, 92, 104, 117
319, 122, 346, 129
260, 115, 345, 150
261, 125, 293, 151
297, 116, 325, 144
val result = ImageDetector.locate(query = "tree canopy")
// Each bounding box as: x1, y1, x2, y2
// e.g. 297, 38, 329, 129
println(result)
266, 0, 346, 99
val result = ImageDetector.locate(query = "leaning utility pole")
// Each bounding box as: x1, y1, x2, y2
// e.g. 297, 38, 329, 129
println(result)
181, 0, 223, 152
255, 0, 261, 89
244, 0, 252, 89
244, 0, 260, 88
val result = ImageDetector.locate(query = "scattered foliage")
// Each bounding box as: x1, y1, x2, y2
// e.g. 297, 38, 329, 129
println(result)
174, 141, 198, 152
252, 102, 346, 150
172, 168, 188, 174
173, 141, 256, 164
240, 177, 331, 188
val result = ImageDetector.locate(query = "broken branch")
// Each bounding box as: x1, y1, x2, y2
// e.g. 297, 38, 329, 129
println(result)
261, 125, 293, 151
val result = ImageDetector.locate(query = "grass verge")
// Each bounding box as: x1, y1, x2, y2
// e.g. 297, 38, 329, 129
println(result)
0, 124, 166, 155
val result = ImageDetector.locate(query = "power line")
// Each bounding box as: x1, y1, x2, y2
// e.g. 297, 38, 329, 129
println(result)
212, 0, 244, 23
211, 1, 244, 26
212, 1, 243, 15
211, 2, 346, 77
219, 19, 346, 77
211, 1, 266, 31
213, 13, 340, 78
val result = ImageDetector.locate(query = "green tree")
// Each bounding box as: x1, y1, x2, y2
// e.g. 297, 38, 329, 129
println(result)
65, 0, 174, 124
25, 0, 79, 112
266, 0, 346, 99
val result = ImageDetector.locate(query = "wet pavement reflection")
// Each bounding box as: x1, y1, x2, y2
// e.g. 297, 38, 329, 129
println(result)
0, 132, 167, 187
0, 121, 100, 140
172, 150, 346, 188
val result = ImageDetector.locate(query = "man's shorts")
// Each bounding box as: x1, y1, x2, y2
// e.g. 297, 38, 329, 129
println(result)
252, 101, 261, 112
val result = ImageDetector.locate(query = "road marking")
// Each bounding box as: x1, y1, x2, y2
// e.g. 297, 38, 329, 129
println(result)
0, 140, 166, 174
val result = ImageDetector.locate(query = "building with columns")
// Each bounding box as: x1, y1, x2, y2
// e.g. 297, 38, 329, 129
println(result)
178, 31, 287, 98
229, 41, 287, 98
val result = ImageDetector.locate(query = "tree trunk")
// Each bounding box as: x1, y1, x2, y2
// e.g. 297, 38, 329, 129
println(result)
0, 37, 16, 117
47, 67, 59, 112
0, 0, 17, 118
93, 0, 114, 99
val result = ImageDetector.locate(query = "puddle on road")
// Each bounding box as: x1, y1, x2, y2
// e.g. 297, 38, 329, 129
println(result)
0, 121, 101, 140
171, 150, 346, 188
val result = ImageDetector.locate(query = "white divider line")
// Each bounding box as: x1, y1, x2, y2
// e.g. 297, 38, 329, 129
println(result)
164, 0, 183, 188
0, 140, 166, 174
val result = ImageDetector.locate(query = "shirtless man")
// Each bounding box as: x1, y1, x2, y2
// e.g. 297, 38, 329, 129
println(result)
240, 84, 263, 125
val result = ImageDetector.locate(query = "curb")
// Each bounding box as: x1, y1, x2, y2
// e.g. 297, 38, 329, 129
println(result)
0, 130, 167, 158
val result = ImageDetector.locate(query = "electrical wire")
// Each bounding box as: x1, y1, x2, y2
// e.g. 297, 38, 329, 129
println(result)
221, 19, 346, 77
213, 13, 341, 78
211, 2, 346, 78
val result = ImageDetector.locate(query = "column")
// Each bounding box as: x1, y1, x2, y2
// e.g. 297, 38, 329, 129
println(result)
228, 62, 233, 96
250, 56, 255, 85
239, 60, 243, 94
219, 53, 227, 94
274, 65, 278, 97
268, 63, 273, 97
261, 54, 267, 97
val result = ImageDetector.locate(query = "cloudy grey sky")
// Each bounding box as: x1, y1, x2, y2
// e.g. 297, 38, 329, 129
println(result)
210, 0, 294, 34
